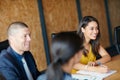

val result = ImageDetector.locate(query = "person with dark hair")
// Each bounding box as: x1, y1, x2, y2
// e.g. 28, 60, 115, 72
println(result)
37, 32, 84, 80
72, 16, 111, 74
0, 22, 40, 80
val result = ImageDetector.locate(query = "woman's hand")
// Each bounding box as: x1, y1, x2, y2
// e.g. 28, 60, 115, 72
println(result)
87, 61, 102, 66
96, 65, 109, 73
87, 61, 97, 66
87, 62, 109, 73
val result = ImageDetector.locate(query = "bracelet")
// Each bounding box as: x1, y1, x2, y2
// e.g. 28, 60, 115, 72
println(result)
96, 61, 102, 66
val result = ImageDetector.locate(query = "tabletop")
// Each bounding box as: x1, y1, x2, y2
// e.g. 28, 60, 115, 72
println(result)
105, 54, 120, 80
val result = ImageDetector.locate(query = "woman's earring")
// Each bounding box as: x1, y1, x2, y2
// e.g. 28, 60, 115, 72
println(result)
81, 28, 85, 33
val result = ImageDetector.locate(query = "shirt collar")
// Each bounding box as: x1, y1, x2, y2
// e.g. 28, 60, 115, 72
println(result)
8, 47, 23, 61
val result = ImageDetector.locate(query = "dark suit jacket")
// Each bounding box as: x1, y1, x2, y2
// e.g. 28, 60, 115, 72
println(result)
0, 47, 40, 80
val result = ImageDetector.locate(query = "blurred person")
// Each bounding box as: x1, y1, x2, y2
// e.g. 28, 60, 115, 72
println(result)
37, 32, 84, 80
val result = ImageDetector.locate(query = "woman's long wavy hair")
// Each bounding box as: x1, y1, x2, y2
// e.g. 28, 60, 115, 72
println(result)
77, 16, 101, 56
46, 32, 84, 80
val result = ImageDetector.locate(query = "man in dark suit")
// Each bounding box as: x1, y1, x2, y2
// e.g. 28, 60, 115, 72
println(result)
0, 22, 40, 80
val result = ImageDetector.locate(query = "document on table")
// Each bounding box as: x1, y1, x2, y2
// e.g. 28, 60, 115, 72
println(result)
72, 74, 103, 80
72, 70, 117, 80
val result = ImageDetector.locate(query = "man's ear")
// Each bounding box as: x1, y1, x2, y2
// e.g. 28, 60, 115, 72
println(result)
81, 27, 85, 33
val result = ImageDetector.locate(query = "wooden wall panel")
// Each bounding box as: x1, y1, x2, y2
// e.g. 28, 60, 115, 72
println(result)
108, 0, 120, 40
0, 0, 47, 71
42, 0, 79, 46
80, 0, 110, 48
0, 0, 119, 71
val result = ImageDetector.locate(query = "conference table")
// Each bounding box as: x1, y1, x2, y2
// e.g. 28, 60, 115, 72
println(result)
105, 54, 120, 80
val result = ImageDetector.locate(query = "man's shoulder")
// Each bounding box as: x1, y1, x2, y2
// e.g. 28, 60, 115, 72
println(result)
0, 49, 15, 66
0, 47, 12, 57
0, 49, 8, 59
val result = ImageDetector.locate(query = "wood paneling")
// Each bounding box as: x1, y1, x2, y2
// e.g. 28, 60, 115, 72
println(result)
80, 0, 110, 47
108, 0, 120, 40
42, 0, 79, 46
0, 0, 47, 71
0, 0, 119, 71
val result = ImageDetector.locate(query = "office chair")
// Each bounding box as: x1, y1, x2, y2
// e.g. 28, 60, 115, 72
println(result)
51, 31, 77, 39
114, 26, 120, 54
105, 26, 120, 57
0, 40, 9, 53
105, 45, 118, 57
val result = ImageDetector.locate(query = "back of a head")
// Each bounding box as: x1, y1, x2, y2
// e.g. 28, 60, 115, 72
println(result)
47, 32, 84, 80
51, 32, 83, 63
7, 21, 28, 37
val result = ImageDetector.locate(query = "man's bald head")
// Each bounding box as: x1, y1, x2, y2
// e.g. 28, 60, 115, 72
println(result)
7, 22, 31, 54
7, 22, 28, 37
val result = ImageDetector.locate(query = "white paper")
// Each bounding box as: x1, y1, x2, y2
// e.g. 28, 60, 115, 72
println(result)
77, 70, 117, 80
72, 74, 103, 80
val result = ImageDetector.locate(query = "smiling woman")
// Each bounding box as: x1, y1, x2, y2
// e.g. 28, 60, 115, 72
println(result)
72, 16, 111, 74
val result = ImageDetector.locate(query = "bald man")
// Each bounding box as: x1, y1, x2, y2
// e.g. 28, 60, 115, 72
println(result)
0, 22, 40, 80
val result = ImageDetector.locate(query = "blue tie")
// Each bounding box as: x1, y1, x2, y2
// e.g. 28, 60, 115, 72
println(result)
22, 57, 34, 80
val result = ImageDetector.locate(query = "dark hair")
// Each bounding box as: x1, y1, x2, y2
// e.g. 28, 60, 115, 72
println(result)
0, 73, 5, 80
46, 32, 84, 80
77, 16, 100, 56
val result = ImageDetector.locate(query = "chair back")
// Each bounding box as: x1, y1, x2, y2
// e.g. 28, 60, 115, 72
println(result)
114, 26, 120, 53
51, 31, 77, 39
0, 40, 9, 53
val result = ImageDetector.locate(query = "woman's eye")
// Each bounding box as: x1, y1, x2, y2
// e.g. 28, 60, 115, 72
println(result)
24, 35, 27, 37
90, 28, 94, 30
